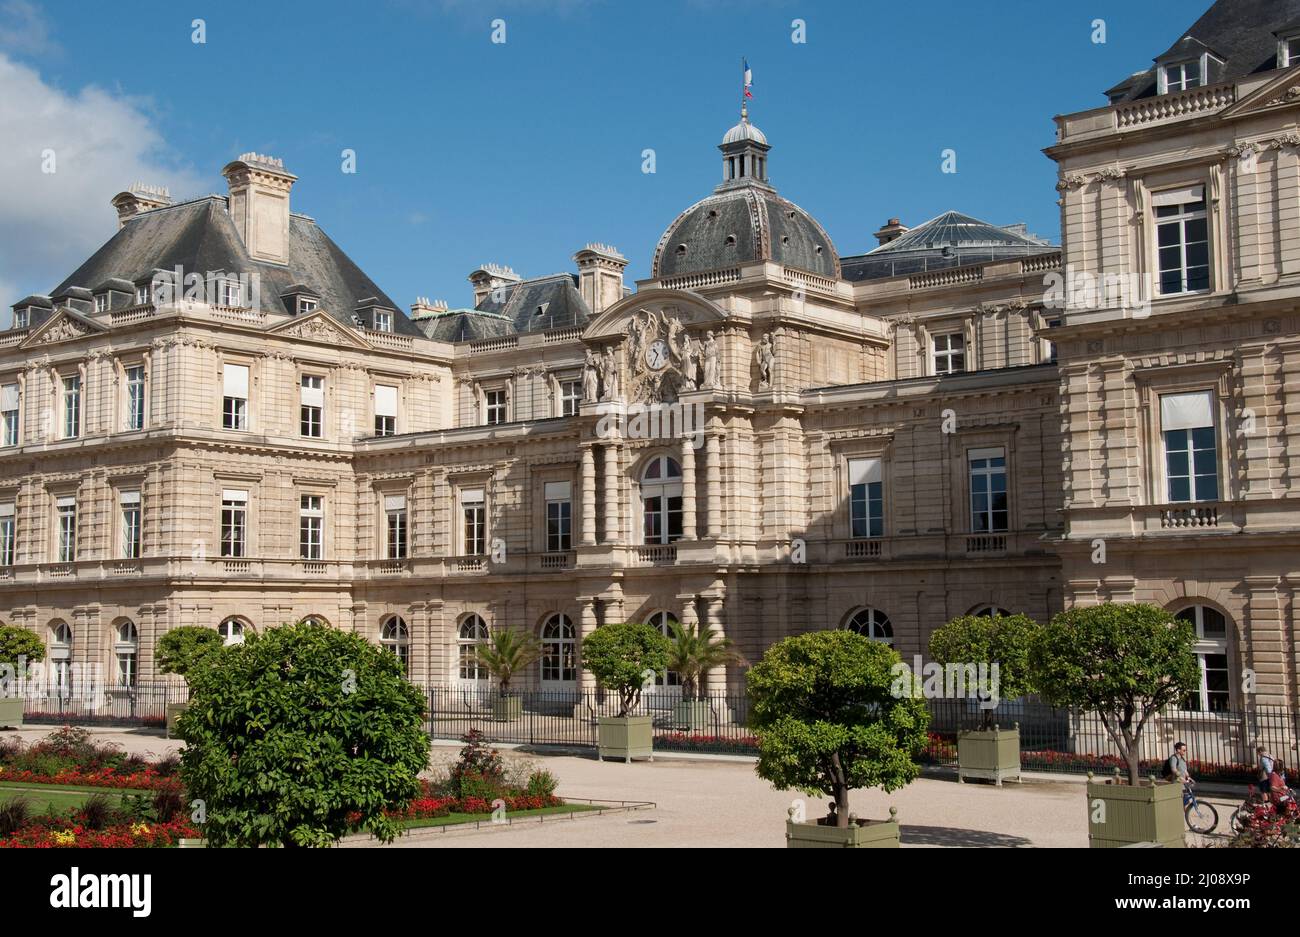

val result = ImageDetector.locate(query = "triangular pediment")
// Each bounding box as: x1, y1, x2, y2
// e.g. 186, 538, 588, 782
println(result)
19, 307, 106, 348
582, 289, 727, 342
267, 310, 373, 349
1221, 67, 1300, 119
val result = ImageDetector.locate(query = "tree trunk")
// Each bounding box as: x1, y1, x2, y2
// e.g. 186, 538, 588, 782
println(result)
1126, 748, 1142, 787
834, 785, 850, 828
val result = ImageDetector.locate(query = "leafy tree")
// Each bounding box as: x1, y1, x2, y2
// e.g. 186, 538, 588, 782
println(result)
155, 626, 225, 678
666, 622, 745, 701
0, 625, 45, 675
747, 630, 929, 827
475, 628, 542, 696
1030, 603, 1200, 785
177, 620, 429, 847
581, 622, 670, 716
927, 613, 1041, 729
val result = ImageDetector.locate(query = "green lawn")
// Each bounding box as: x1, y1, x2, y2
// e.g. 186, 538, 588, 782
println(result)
0, 782, 150, 815
400, 803, 601, 830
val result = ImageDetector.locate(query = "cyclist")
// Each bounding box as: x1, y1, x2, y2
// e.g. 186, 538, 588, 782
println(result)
1165, 741, 1190, 784
1257, 745, 1276, 795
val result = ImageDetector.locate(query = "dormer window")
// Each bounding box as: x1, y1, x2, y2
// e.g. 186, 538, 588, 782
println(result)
1161, 59, 1202, 93
94, 294, 108, 314
220, 280, 241, 307
135, 283, 151, 306
14, 309, 28, 329
1282, 35, 1300, 68
299, 298, 317, 315
374, 310, 393, 332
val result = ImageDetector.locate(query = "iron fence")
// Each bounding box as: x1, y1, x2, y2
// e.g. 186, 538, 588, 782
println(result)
12, 681, 188, 728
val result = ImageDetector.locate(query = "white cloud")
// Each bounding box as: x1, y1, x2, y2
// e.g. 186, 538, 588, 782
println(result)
0, 0, 57, 57
0, 53, 204, 326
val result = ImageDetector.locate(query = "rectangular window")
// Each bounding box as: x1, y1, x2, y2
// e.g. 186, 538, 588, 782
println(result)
933, 333, 966, 375
374, 384, 398, 437
1163, 60, 1202, 92
969, 448, 1008, 533
120, 490, 141, 559
300, 375, 324, 438
1161, 391, 1218, 503
1154, 186, 1209, 295
56, 496, 76, 563
222, 364, 249, 430
545, 481, 572, 552
1, 383, 18, 446
14, 309, 28, 329
848, 458, 884, 539
299, 495, 323, 560
220, 280, 241, 307
125, 365, 145, 431
94, 294, 108, 314
485, 389, 507, 426
220, 489, 247, 558
298, 298, 317, 315
374, 311, 393, 333
0, 503, 14, 566
461, 488, 486, 555
62, 376, 81, 438
561, 380, 582, 417
385, 494, 408, 559
1285, 37, 1300, 68
136, 284, 151, 306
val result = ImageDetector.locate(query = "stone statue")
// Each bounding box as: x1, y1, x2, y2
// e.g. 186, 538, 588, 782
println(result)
680, 335, 699, 390
756, 333, 774, 389
582, 349, 600, 402
701, 331, 721, 390
627, 313, 647, 371
601, 346, 621, 400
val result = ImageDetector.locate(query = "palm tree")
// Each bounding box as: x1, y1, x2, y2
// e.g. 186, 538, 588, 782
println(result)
666, 622, 746, 701
475, 628, 543, 697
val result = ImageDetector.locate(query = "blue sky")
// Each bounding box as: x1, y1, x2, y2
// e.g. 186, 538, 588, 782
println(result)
0, 0, 1212, 317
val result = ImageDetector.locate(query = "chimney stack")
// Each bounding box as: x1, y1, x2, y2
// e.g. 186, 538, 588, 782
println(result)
111, 184, 172, 229
873, 217, 909, 247
222, 153, 297, 265
410, 297, 450, 320
468, 264, 522, 307
573, 243, 628, 315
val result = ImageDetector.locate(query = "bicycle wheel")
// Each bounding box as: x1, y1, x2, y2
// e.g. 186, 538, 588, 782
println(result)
1186, 799, 1218, 834
1230, 806, 1251, 835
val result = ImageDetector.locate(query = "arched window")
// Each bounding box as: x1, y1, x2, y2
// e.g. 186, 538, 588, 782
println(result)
114, 621, 138, 688
1175, 606, 1232, 713
381, 616, 410, 670
845, 608, 894, 646
641, 456, 683, 545
972, 606, 1011, 619
49, 622, 72, 696
300, 615, 328, 628
217, 618, 245, 646
540, 614, 576, 687
646, 611, 681, 688
458, 615, 489, 685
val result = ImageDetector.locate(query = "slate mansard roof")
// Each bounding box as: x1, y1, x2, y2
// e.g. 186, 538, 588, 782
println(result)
39, 195, 421, 337
1106, 0, 1300, 103
417, 274, 593, 342
840, 211, 1056, 283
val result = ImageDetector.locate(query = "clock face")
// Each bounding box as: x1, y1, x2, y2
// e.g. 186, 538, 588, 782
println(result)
645, 339, 670, 371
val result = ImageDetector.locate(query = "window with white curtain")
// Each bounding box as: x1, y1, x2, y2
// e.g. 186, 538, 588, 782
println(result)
300, 375, 324, 438
848, 458, 883, 539
120, 490, 141, 559
374, 384, 397, 436
1161, 391, 1218, 503
222, 364, 249, 430
1, 382, 18, 446
385, 494, 407, 559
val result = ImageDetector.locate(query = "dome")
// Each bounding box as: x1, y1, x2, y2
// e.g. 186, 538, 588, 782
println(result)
722, 118, 768, 146
652, 186, 840, 280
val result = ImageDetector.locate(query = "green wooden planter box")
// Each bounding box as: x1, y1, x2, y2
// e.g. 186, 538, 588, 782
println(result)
672, 700, 711, 731
492, 695, 523, 722
177, 838, 207, 848
786, 809, 900, 849
165, 702, 188, 739
0, 697, 22, 729
956, 724, 1021, 786
1086, 776, 1185, 849
597, 715, 654, 763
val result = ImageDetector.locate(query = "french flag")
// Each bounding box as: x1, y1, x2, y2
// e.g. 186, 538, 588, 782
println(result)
743, 59, 753, 98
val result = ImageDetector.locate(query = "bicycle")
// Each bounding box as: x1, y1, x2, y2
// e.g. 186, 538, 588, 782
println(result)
1183, 780, 1218, 834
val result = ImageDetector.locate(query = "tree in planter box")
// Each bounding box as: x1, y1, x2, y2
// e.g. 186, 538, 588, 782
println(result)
1030, 603, 1200, 786
581, 622, 670, 715
927, 613, 1040, 729
475, 629, 543, 697
666, 622, 746, 701
0, 625, 45, 676
747, 630, 929, 828
156, 626, 225, 678
177, 620, 429, 847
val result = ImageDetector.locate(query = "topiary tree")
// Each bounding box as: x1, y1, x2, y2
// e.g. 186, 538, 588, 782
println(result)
666, 622, 745, 701
475, 628, 542, 697
581, 622, 671, 717
747, 630, 930, 828
1030, 603, 1200, 786
155, 626, 225, 678
0, 625, 45, 677
177, 620, 429, 847
927, 613, 1041, 729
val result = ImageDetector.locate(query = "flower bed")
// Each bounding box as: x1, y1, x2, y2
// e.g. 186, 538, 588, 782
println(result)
654, 732, 759, 754
0, 817, 198, 849
0, 767, 181, 792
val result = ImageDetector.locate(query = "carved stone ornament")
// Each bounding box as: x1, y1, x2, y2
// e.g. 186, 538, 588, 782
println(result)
621, 307, 702, 403
37, 318, 91, 344
282, 317, 349, 342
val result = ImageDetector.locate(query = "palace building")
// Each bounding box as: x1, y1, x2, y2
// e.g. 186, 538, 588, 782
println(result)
1, 0, 1297, 720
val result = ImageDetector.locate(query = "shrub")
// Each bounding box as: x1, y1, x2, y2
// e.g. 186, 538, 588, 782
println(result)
581, 622, 671, 716
525, 769, 559, 799
450, 730, 504, 789
78, 794, 116, 831
0, 625, 45, 674
0, 797, 31, 837
927, 613, 1041, 729
152, 788, 186, 824
155, 626, 225, 678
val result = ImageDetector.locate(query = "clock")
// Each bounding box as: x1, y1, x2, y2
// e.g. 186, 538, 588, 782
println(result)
645, 339, 670, 372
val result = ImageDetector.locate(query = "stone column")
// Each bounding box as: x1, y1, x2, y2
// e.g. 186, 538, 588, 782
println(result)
580, 445, 596, 546
577, 597, 598, 694
705, 428, 722, 539
680, 439, 697, 540
703, 593, 727, 697
602, 440, 620, 544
